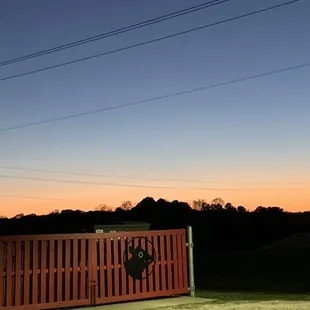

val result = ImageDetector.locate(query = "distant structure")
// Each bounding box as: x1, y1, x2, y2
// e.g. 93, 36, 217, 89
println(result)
263, 233, 310, 250
94, 221, 151, 233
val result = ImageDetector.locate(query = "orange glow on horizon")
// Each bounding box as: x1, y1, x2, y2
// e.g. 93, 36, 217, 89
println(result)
1, 183, 310, 218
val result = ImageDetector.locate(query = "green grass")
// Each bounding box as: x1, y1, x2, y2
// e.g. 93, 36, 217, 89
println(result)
143, 291, 310, 309
196, 290, 310, 303
194, 249, 310, 293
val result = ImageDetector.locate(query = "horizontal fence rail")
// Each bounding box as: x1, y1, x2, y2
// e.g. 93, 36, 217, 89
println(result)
0, 229, 188, 310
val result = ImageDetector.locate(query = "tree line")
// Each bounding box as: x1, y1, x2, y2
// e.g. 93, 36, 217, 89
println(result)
0, 197, 308, 252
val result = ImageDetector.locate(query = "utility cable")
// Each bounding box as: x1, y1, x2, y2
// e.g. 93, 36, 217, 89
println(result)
0, 194, 67, 201
0, 174, 307, 191
0, 60, 309, 133
0, 165, 306, 185
0, 0, 230, 67
0, 0, 302, 82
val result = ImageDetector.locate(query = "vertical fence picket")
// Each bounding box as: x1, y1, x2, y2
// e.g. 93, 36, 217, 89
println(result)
132, 238, 140, 295
98, 239, 105, 299
177, 234, 184, 289
23, 241, 30, 305
40, 240, 47, 304
48, 240, 55, 303
80, 239, 86, 300
56, 240, 62, 302
15, 241, 22, 306
106, 238, 112, 298
113, 238, 120, 297
153, 235, 160, 293
141, 237, 147, 294
181, 231, 188, 291
94, 239, 99, 300
89, 239, 97, 303
120, 237, 127, 296
146, 236, 154, 293
159, 235, 166, 291
127, 237, 134, 296
65, 240, 71, 301
6, 242, 13, 307
32, 240, 38, 305
172, 234, 179, 290
87, 240, 91, 302
72, 239, 78, 301
166, 235, 173, 291
0, 242, 3, 307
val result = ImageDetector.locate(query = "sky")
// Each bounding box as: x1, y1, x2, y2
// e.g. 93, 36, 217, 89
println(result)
0, 0, 310, 217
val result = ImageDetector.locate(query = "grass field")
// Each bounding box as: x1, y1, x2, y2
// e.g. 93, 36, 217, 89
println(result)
151, 248, 310, 309
194, 249, 310, 293
147, 291, 310, 309
196, 290, 310, 302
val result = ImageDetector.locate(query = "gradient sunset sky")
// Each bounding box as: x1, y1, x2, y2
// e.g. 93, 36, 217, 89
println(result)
1, 0, 310, 218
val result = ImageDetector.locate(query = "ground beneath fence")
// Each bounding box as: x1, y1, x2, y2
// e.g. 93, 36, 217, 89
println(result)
75, 297, 310, 310
72, 297, 210, 310
148, 300, 310, 309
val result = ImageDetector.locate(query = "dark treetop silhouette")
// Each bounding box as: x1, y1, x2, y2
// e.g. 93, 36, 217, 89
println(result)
0, 196, 307, 251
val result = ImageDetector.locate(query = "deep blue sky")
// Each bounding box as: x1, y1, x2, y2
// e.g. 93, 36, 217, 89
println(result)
0, 0, 310, 216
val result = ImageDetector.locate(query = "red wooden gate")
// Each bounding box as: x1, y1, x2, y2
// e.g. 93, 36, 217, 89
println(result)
0, 229, 188, 309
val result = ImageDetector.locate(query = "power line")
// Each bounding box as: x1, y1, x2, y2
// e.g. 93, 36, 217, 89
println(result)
0, 174, 307, 191
0, 60, 309, 133
0, 0, 230, 67
0, 0, 302, 83
0, 165, 224, 184
0, 165, 306, 185
0, 174, 234, 190
0, 194, 67, 201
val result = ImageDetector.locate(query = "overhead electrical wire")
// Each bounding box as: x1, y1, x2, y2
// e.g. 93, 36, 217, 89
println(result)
0, 194, 67, 201
0, 165, 224, 184
0, 60, 309, 133
0, 0, 302, 82
0, 0, 230, 67
0, 174, 307, 191
0, 165, 306, 185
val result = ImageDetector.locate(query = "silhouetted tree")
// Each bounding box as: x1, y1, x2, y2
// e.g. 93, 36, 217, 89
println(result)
115, 207, 126, 213
237, 206, 247, 213
254, 206, 267, 213
95, 204, 112, 212
14, 213, 24, 219
132, 197, 156, 212
201, 203, 212, 211
210, 203, 224, 212
119, 200, 133, 211
171, 200, 192, 212
192, 199, 207, 210
267, 206, 284, 213
211, 197, 225, 206
224, 202, 237, 212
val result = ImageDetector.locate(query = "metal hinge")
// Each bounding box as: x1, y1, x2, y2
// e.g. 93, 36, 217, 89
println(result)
186, 242, 194, 248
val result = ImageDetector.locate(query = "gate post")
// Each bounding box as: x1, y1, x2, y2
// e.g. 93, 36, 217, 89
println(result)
187, 226, 195, 297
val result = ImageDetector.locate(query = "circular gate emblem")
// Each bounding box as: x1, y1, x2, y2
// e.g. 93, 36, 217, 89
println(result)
123, 237, 156, 280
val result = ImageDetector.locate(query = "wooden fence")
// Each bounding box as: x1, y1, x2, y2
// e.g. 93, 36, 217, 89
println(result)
0, 229, 188, 309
